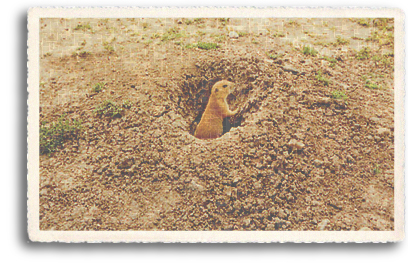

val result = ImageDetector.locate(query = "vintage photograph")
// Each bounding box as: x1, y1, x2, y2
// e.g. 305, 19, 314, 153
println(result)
28, 7, 404, 242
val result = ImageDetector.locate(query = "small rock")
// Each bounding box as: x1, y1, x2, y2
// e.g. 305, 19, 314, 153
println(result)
288, 139, 305, 150
317, 219, 330, 231
377, 127, 391, 136
254, 181, 262, 189
277, 208, 287, 219
316, 97, 331, 104
243, 218, 251, 226
229, 31, 239, 38
281, 64, 302, 75
314, 159, 324, 166
189, 180, 204, 191
266, 223, 275, 230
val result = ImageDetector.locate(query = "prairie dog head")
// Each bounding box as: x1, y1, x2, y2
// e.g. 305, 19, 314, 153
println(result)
211, 80, 235, 100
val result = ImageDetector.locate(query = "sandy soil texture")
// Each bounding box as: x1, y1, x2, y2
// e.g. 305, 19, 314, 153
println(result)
39, 18, 394, 231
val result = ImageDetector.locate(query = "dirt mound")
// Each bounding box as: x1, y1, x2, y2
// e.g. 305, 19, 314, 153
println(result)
39, 18, 394, 231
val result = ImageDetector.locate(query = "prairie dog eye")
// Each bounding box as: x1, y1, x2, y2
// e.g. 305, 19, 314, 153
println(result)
215, 88, 219, 92
223, 85, 228, 88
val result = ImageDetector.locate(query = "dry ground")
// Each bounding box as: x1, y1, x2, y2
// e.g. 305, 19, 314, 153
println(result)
39, 18, 394, 231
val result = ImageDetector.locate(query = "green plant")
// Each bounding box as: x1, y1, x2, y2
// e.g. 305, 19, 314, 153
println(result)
335, 36, 350, 45
287, 20, 300, 26
194, 18, 204, 24
161, 27, 186, 42
266, 52, 282, 60
332, 90, 348, 100
122, 100, 132, 109
273, 32, 285, 38
218, 18, 230, 25
322, 56, 337, 63
74, 23, 92, 31
356, 47, 370, 60
357, 18, 370, 27
366, 30, 394, 47
104, 44, 115, 53
94, 100, 124, 118
214, 35, 226, 43
302, 46, 318, 56
365, 80, 380, 89
373, 164, 381, 174
40, 114, 82, 155
92, 82, 105, 93
196, 42, 220, 50
315, 70, 331, 86
373, 18, 392, 29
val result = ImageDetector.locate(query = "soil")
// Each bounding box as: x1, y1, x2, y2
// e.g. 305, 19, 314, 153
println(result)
39, 18, 394, 231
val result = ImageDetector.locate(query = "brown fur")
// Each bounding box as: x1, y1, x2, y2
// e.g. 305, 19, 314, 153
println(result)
194, 80, 239, 139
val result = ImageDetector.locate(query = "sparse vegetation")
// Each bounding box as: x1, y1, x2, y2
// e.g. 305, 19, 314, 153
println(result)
273, 32, 285, 38
40, 114, 82, 155
94, 100, 125, 118
356, 47, 370, 60
315, 70, 331, 86
122, 100, 132, 109
357, 18, 370, 27
218, 18, 230, 26
288, 20, 300, 26
302, 46, 318, 56
92, 82, 105, 93
74, 23, 92, 31
213, 34, 226, 43
266, 52, 283, 60
161, 27, 186, 42
365, 80, 380, 89
373, 164, 382, 174
335, 36, 350, 45
196, 42, 220, 50
332, 90, 348, 100
104, 44, 115, 53
366, 30, 394, 47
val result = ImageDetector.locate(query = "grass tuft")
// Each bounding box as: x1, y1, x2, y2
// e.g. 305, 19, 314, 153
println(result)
40, 114, 82, 155
302, 46, 318, 56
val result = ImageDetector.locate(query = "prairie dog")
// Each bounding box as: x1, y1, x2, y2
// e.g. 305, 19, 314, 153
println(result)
194, 80, 239, 139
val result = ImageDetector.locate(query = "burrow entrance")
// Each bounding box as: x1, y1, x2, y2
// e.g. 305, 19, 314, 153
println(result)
176, 52, 278, 138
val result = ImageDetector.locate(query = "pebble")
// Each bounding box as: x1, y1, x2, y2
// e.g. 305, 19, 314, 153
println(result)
281, 64, 302, 75
288, 139, 305, 149
317, 219, 330, 231
278, 208, 287, 219
314, 159, 324, 166
377, 127, 391, 136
